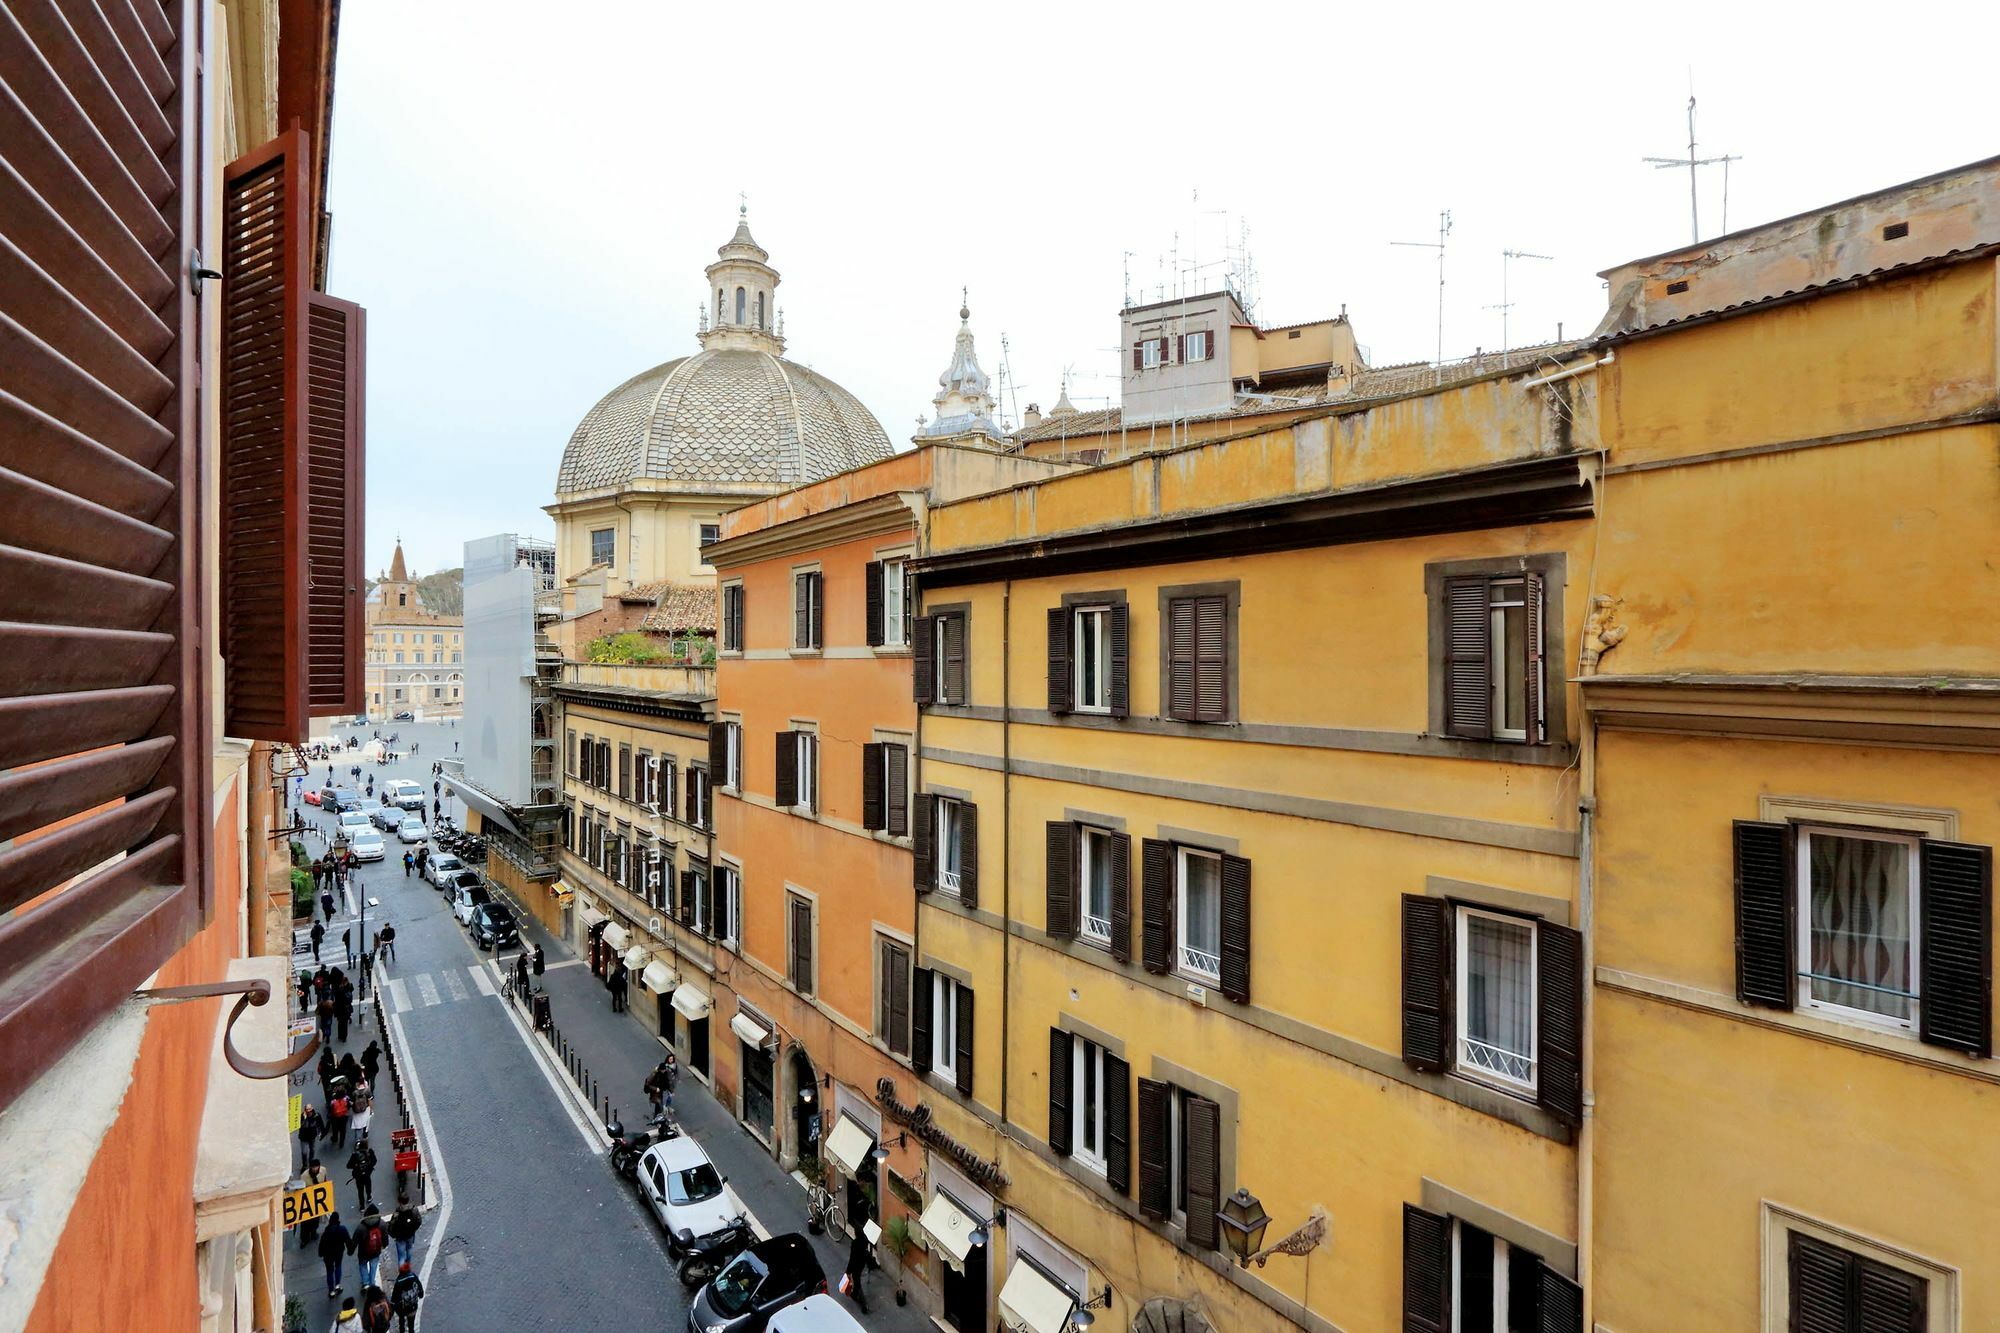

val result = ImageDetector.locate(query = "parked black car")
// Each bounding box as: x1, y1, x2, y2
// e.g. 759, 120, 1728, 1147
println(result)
687, 1233, 825, 1333
469, 902, 519, 951
320, 786, 362, 813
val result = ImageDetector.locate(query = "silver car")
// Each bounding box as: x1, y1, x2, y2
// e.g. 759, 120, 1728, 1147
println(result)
397, 817, 428, 844
422, 852, 467, 888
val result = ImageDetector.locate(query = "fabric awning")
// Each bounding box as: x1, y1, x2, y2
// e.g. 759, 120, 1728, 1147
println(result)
729, 1011, 771, 1050
622, 945, 647, 971
919, 1191, 978, 1272
824, 1112, 875, 1177
999, 1260, 1077, 1333
602, 923, 630, 953
671, 984, 710, 1021
549, 880, 574, 901
641, 961, 676, 994
579, 904, 606, 931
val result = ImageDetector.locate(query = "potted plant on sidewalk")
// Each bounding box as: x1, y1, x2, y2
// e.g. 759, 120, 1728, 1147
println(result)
883, 1214, 917, 1306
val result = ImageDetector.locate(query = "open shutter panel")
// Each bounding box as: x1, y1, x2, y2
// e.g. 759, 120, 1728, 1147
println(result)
1103, 1051, 1131, 1195
1109, 831, 1133, 963
1166, 598, 1196, 720
1132, 343, 1143, 371
774, 731, 797, 808
913, 794, 937, 891
1219, 854, 1251, 1004
1141, 839, 1173, 973
958, 802, 979, 909
1788, 1233, 1853, 1333
864, 561, 884, 647
708, 722, 727, 785
1195, 594, 1229, 721
911, 968, 933, 1073
792, 897, 813, 992
1443, 574, 1492, 739
679, 870, 697, 926
1184, 1094, 1221, 1250
1523, 572, 1546, 744
860, 742, 884, 831
1537, 1267, 1584, 1333
943, 614, 967, 704
1401, 1204, 1452, 1333
1400, 894, 1453, 1071
222, 130, 312, 741
1046, 606, 1072, 713
1108, 602, 1130, 717
1918, 839, 1992, 1057
888, 946, 910, 1058
1047, 1028, 1073, 1154
1857, 1254, 1928, 1333
1045, 821, 1075, 938
810, 572, 823, 648
1135, 1078, 1170, 1219
954, 984, 975, 1098
793, 574, 808, 647
1174, 333, 1184, 363
303, 294, 364, 714
1733, 820, 1794, 1009
1537, 921, 1584, 1126
912, 614, 935, 704
685, 767, 701, 828
886, 745, 909, 837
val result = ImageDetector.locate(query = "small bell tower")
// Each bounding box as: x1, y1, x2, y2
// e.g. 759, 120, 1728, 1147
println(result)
699, 198, 785, 354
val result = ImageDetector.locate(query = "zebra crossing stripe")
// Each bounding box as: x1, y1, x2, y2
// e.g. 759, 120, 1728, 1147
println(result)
416, 974, 441, 1007
442, 969, 468, 1002
468, 966, 495, 996
386, 978, 410, 1013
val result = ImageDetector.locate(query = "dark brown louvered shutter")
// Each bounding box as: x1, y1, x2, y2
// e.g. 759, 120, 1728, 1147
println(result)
618, 746, 630, 800
1141, 839, 1173, 973
943, 613, 967, 704
861, 742, 884, 831
809, 571, 824, 649
679, 871, 697, 926
1537, 1267, 1583, 1333
1856, 1255, 1927, 1333
1166, 598, 1196, 720
954, 983, 974, 1098
1523, 572, 1546, 744
1047, 1028, 1073, 1154
1184, 1094, 1221, 1250
794, 573, 809, 647
864, 561, 884, 647
887, 944, 910, 1058
1109, 831, 1133, 963
1401, 894, 1452, 1072
912, 615, 935, 705
1919, 839, 1991, 1057
1733, 820, 1794, 1009
1132, 343, 1143, 371
730, 584, 745, 651
774, 731, 797, 808
911, 967, 933, 1073
885, 745, 909, 837
1174, 333, 1184, 364
686, 766, 703, 828
1135, 1078, 1170, 1219
1045, 821, 1075, 939
0, 0, 209, 1113
222, 130, 311, 740
709, 722, 727, 786
1046, 606, 1072, 713
1402, 1204, 1452, 1333
1788, 1232, 1853, 1333
1103, 1051, 1131, 1196
790, 895, 813, 993
1443, 574, 1491, 739
303, 294, 364, 714
1537, 921, 1584, 1125
1194, 594, 1229, 722
958, 802, 979, 910
1507, 1247, 1545, 1330
709, 869, 727, 941
913, 794, 937, 891
1218, 854, 1251, 1003
1108, 602, 1130, 718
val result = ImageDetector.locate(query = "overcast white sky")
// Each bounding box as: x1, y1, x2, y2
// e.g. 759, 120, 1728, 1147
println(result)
327, 1, 1999, 576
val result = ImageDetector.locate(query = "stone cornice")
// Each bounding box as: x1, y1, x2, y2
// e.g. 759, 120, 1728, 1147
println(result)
1579, 673, 2000, 750
705, 492, 915, 569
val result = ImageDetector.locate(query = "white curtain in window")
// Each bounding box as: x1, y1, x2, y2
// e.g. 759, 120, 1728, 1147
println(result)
1808, 835, 1911, 1019
1465, 915, 1534, 1080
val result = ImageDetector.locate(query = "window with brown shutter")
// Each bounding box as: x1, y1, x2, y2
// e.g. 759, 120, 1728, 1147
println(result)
942, 612, 967, 704
1429, 559, 1558, 746
1788, 1230, 1928, 1333
1046, 821, 1077, 938
861, 742, 884, 831
708, 721, 728, 788
885, 744, 909, 837
954, 983, 975, 1098
957, 803, 980, 910
1183, 1094, 1221, 1249
568, 729, 579, 776
1047, 1028, 1073, 1154
878, 938, 910, 1057
911, 966, 933, 1074
1537, 922, 1585, 1126
1103, 1051, 1131, 1196
617, 745, 630, 801
1919, 839, 1992, 1057
303, 294, 364, 714
774, 731, 797, 808
1162, 587, 1234, 723
722, 583, 744, 652
1734, 819, 1795, 1009
1108, 831, 1133, 963
1402, 1204, 1453, 1333
789, 894, 813, 994
1136, 1078, 1170, 1219
912, 614, 936, 705
1046, 606, 1072, 713
1218, 853, 1251, 1004
1400, 894, 1453, 1072
793, 571, 821, 649
913, 793, 937, 891
865, 561, 884, 647
1141, 838, 1173, 973
1442, 575, 1492, 740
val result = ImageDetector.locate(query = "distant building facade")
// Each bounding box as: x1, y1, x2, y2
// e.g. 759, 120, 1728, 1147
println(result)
364, 540, 465, 719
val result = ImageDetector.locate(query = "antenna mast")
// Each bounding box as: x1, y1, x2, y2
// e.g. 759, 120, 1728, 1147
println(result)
1485, 249, 1553, 356
1643, 93, 1742, 243
1392, 210, 1453, 384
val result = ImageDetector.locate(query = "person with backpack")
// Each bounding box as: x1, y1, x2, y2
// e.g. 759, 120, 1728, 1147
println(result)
315, 985, 337, 1047
353, 1209, 391, 1289
350, 1080, 373, 1144
360, 1039, 382, 1088
297, 1159, 330, 1249
310, 920, 325, 963
327, 1089, 351, 1149
390, 1262, 424, 1333
387, 1202, 422, 1267
361, 1283, 394, 1333
401, 850, 414, 877
329, 1293, 363, 1333
297, 1103, 324, 1170
317, 1211, 351, 1297
348, 1140, 379, 1212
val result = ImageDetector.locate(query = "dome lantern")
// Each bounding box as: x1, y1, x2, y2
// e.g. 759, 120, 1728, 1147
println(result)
701, 200, 784, 355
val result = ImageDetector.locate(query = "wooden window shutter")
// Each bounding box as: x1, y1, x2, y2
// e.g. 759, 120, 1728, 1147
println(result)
790, 896, 813, 993
1108, 602, 1130, 717
1918, 839, 1992, 1057
685, 766, 701, 828
911, 967, 933, 1073
1132, 342, 1143, 371
618, 746, 630, 800
1400, 894, 1453, 1072
709, 722, 727, 785
864, 561, 884, 646
1788, 1232, 1849, 1333
1507, 1247, 1545, 1330
222, 130, 312, 740
1523, 572, 1546, 744
1219, 853, 1251, 1004
1443, 574, 1492, 739
913, 794, 937, 891
1141, 839, 1174, 973
887, 944, 910, 1058
1537, 921, 1584, 1126
1045, 821, 1076, 938
912, 614, 936, 704
1166, 598, 1196, 720
304, 294, 365, 715
885, 745, 909, 837
809, 571, 824, 648
0, 0, 210, 1113
1047, 1028, 1073, 1155
958, 802, 980, 909
1174, 333, 1184, 363
1135, 1078, 1170, 1219
943, 613, 967, 704
708, 869, 727, 940
861, 742, 885, 831
954, 983, 974, 1098
1046, 606, 1072, 713
1103, 1051, 1131, 1196
793, 573, 809, 647
1401, 1203, 1453, 1333
1855, 1257, 1928, 1332
680, 870, 698, 925
1183, 1094, 1221, 1249
774, 731, 797, 808
1536, 1267, 1584, 1333
1733, 820, 1795, 1009
1109, 831, 1133, 963
663, 758, 677, 818
1195, 594, 1229, 722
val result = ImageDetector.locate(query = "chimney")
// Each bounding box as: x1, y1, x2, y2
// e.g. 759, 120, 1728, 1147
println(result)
1022, 403, 1042, 429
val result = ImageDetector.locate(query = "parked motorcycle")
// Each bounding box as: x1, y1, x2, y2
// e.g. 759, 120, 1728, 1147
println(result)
676, 1214, 752, 1288
606, 1111, 679, 1181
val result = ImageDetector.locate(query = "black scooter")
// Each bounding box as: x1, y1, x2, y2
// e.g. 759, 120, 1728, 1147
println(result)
607, 1111, 679, 1180
677, 1214, 752, 1288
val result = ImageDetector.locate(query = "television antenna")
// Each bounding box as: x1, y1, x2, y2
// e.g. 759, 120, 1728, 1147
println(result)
1644, 94, 1741, 243
1485, 249, 1553, 356
1392, 210, 1453, 384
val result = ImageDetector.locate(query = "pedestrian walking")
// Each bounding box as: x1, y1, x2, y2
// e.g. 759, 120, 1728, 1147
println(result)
361, 1039, 382, 1087
334, 977, 354, 1044
431, 799, 442, 822
841, 1201, 874, 1314
298, 1159, 330, 1249
361, 1284, 394, 1333
338, 1051, 362, 1089
644, 1054, 677, 1116
316, 988, 337, 1047
343, 926, 356, 968
387, 1202, 421, 1268
378, 922, 397, 964
298, 969, 315, 1014
329, 1293, 362, 1333
608, 960, 629, 1013
347, 1141, 378, 1213
317, 1046, 338, 1102
317, 1212, 351, 1296
298, 1103, 324, 1169
320, 887, 336, 924
401, 851, 414, 877
354, 1209, 390, 1289
351, 1082, 373, 1144
309, 920, 325, 963
390, 1263, 424, 1333
327, 1088, 351, 1148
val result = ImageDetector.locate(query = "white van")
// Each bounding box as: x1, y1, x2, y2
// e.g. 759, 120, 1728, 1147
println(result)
766, 1294, 866, 1333
382, 779, 426, 812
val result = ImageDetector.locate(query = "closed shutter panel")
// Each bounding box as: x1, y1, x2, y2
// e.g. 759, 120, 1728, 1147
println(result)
958, 802, 979, 910
1184, 1094, 1221, 1250
709, 722, 727, 786
1132, 343, 1142, 371
1135, 1077, 1170, 1219
1046, 606, 1072, 713
1788, 1232, 1854, 1333
864, 561, 884, 647
1400, 894, 1453, 1072
861, 742, 884, 831
1108, 602, 1130, 717
1537, 921, 1584, 1126
1195, 594, 1229, 722
1103, 1051, 1131, 1195
885, 744, 908, 837
685, 766, 701, 829
708, 868, 727, 942
679, 871, 696, 926
1166, 597, 1196, 720
1733, 820, 1795, 1009
943, 613, 967, 704
1401, 1204, 1452, 1333
1047, 1028, 1073, 1154
1443, 574, 1491, 739
1142, 839, 1173, 973
1537, 1265, 1583, 1333
1109, 831, 1132, 963
1918, 839, 1991, 1057
794, 574, 809, 647
1174, 334, 1184, 363
809, 571, 823, 649
911, 967, 932, 1074
774, 731, 797, 808
954, 983, 974, 1097
913, 793, 936, 892
303, 294, 364, 714
887, 944, 910, 1058
1856, 1254, 1927, 1333
1523, 572, 1546, 744
1219, 853, 1251, 1004
618, 746, 630, 800
1507, 1247, 1545, 1330
222, 130, 311, 740
0, 0, 209, 1113
790, 896, 812, 993
912, 614, 935, 705
1045, 821, 1075, 938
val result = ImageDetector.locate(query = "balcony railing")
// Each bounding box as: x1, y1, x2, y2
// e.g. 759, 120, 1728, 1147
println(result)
937, 868, 961, 896
1459, 1037, 1534, 1087
1179, 944, 1221, 979
1082, 913, 1112, 941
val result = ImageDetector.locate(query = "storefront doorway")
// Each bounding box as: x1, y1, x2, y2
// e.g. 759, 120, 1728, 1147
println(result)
790, 1047, 820, 1168
741, 1040, 775, 1143
942, 1241, 988, 1332
688, 1017, 709, 1081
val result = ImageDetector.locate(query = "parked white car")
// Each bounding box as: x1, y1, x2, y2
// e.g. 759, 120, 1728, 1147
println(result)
349, 829, 386, 862
336, 809, 371, 836
396, 818, 428, 844
636, 1135, 742, 1252
382, 779, 426, 811
450, 880, 492, 924
768, 1295, 867, 1333
422, 852, 467, 889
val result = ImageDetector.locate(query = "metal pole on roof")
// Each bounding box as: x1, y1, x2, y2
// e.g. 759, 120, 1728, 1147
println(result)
1392, 210, 1452, 384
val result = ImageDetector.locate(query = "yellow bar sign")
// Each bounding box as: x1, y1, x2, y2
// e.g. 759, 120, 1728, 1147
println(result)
283, 1180, 335, 1229
289, 1092, 303, 1133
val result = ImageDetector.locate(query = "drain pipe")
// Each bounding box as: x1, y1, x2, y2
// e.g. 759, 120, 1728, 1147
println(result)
998, 579, 1013, 1126
1577, 702, 1599, 1323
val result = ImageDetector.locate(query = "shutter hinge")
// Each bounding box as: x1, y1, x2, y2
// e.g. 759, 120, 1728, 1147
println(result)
189, 248, 223, 295
134, 977, 319, 1079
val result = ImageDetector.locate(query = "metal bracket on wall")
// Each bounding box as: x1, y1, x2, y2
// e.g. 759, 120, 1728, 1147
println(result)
133, 978, 320, 1079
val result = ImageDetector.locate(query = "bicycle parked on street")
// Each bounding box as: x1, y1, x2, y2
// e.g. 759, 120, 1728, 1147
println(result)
804, 1183, 844, 1238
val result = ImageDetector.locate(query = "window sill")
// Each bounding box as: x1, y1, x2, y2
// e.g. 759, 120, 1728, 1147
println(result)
871, 645, 911, 658
1450, 1068, 1538, 1104
788, 648, 823, 659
